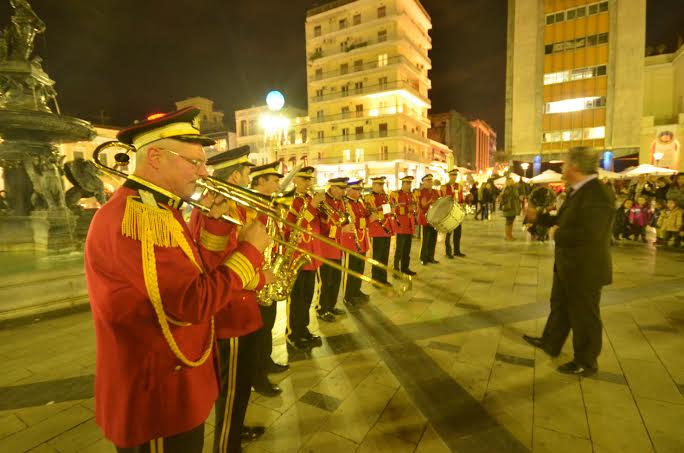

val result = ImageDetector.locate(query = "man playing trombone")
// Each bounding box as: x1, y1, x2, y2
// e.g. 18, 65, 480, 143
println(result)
364, 176, 395, 286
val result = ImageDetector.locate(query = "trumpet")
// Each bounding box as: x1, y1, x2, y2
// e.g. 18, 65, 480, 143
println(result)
92, 141, 412, 295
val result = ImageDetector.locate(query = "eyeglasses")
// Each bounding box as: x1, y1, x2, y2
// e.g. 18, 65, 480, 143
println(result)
160, 148, 206, 169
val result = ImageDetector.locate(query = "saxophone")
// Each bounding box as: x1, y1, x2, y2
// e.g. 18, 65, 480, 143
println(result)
256, 193, 312, 305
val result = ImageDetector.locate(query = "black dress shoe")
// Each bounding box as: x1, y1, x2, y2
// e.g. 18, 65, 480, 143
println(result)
253, 380, 282, 397
446, 254, 455, 259
267, 361, 289, 374
241, 425, 266, 441
430, 259, 440, 264
403, 269, 417, 276
557, 361, 597, 377
455, 252, 466, 257
522, 334, 559, 357
287, 336, 313, 350
330, 307, 346, 316
421, 260, 430, 265
358, 292, 371, 301
303, 332, 322, 345
317, 311, 336, 322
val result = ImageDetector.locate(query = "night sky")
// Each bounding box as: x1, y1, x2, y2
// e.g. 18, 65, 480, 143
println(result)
0, 0, 682, 141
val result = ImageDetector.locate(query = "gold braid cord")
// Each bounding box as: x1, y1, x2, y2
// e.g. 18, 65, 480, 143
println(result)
123, 196, 214, 368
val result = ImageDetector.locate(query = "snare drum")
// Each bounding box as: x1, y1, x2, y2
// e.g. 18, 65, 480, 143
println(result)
426, 197, 465, 233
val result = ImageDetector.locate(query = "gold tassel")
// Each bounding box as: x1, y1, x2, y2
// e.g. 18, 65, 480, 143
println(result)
121, 196, 178, 248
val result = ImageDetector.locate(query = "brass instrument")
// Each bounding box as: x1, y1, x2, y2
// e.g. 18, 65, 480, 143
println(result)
92, 141, 412, 296
342, 196, 363, 253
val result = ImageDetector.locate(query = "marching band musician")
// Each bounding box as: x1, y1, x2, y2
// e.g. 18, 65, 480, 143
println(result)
364, 176, 395, 286
188, 146, 271, 452
391, 176, 417, 276
248, 162, 290, 397
441, 169, 466, 258
316, 177, 354, 322
341, 179, 375, 307
417, 174, 440, 265
284, 167, 324, 350
85, 108, 270, 453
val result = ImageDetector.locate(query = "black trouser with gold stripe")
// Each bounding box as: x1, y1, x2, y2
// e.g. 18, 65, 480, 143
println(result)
253, 302, 277, 386
115, 423, 205, 453
213, 335, 256, 453
420, 225, 437, 262
445, 224, 463, 256
287, 269, 316, 341
343, 252, 366, 300
371, 236, 390, 282
318, 260, 342, 314
394, 234, 412, 272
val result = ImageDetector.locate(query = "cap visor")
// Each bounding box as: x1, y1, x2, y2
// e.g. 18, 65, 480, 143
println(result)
174, 135, 216, 147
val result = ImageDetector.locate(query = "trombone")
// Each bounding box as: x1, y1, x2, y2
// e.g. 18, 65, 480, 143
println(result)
92, 141, 412, 295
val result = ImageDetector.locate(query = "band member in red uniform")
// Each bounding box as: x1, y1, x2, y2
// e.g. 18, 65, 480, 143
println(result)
317, 177, 353, 322
364, 176, 395, 285
418, 174, 440, 265
189, 146, 272, 453
85, 108, 269, 453
248, 161, 289, 398
284, 167, 324, 350
342, 179, 375, 306
391, 176, 417, 276
441, 169, 466, 258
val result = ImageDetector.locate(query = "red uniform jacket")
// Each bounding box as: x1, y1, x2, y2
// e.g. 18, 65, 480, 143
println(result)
441, 183, 464, 203
364, 191, 396, 238
417, 188, 439, 226
189, 203, 264, 339
285, 192, 322, 271
390, 190, 416, 235
85, 184, 264, 448
319, 192, 348, 260
340, 196, 370, 253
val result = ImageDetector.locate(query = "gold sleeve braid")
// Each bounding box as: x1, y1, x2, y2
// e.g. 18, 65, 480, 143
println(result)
224, 251, 257, 288
200, 229, 229, 252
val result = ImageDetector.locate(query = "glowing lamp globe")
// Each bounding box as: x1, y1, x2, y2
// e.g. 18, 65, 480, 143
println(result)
266, 91, 285, 112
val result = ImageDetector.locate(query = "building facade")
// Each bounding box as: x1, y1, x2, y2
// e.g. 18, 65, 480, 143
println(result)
505, 0, 646, 166
299, 0, 440, 188
470, 119, 497, 170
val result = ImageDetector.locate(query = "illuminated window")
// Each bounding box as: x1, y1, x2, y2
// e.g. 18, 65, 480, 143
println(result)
377, 6, 386, 18
353, 14, 361, 25
355, 104, 363, 117
545, 96, 605, 114
355, 148, 364, 162
369, 108, 379, 116
343, 149, 351, 161
378, 53, 388, 67
584, 126, 605, 140
314, 25, 321, 37
380, 145, 389, 160
342, 128, 350, 140
543, 126, 605, 143
378, 77, 388, 89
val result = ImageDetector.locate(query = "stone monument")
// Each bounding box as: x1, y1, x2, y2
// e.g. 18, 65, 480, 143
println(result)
0, 0, 95, 252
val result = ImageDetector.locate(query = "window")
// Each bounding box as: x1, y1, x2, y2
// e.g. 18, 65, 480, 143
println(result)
341, 85, 349, 97
354, 59, 363, 71
355, 126, 364, 139
380, 145, 389, 160
567, 9, 576, 20
353, 14, 361, 25
301, 128, 307, 143
596, 65, 607, 76
545, 44, 554, 55
314, 25, 321, 37
378, 53, 388, 67
316, 110, 324, 120
317, 131, 324, 140
378, 30, 387, 42
340, 63, 349, 74
248, 119, 256, 135
341, 106, 350, 118
315, 68, 323, 80
553, 42, 564, 53
342, 128, 350, 141
584, 126, 605, 139
343, 149, 351, 161
355, 104, 363, 117
576, 6, 586, 17
545, 96, 606, 114
355, 148, 364, 162
546, 14, 555, 25
598, 32, 608, 44
240, 120, 247, 136
377, 6, 386, 18
587, 35, 597, 46
555, 12, 564, 22
379, 123, 388, 137
588, 4, 598, 15
574, 38, 586, 49
599, 1, 608, 12
315, 88, 324, 99
339, 18, 347, 30
378, 77, 388, 89
354, 81, 363, 93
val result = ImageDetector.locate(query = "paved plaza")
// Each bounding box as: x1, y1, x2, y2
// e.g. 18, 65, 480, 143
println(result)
1, 217, 683, 453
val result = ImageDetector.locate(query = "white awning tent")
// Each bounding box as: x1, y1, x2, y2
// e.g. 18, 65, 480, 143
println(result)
620, 164, 678, 177
529, 170, 563, 184
493, 173, 530, 186
597, 168, 623, 180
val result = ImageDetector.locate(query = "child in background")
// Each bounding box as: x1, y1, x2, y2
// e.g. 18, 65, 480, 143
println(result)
628, 196, 652, 242
656, 199, 683, 248
614, 199, 632, 240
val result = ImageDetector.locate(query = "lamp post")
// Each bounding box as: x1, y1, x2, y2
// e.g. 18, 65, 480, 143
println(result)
261, 90, 287, 164
520, 162, 530, 178
653, 151, 664, 167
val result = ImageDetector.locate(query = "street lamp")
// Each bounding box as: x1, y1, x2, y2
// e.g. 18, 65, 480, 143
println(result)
261, 90, 287, 164
653, 151, 664, 167
520, 162, 530, 178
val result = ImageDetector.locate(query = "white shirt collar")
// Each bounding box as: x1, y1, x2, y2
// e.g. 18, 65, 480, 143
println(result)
570, 174, 598, 194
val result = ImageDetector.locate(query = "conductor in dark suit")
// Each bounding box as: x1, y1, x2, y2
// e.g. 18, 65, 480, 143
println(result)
523, 147, 615, 376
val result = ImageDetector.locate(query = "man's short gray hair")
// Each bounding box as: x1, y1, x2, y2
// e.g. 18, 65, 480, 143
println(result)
567, 146, 599, 175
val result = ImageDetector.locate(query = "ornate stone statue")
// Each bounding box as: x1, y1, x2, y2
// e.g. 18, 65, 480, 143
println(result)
23, 153, 67, 210
63, 157, 107, 209
7, 0, 46, 62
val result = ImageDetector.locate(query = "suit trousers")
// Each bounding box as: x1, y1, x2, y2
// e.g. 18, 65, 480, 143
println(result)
343, 252, 366, 300
420, 225, 437, 262
253, 302, 277, 386
541, 271, 603, 368
445, 224, 462, 256
115, 424, 205, 453
371, 236, 390, 282
286, 269, 316, 340
393, 234, 413, 271
213, 335, 256, 453
318, 261, 342, 314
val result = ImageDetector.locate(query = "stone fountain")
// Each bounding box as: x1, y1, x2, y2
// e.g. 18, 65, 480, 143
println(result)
0, 0, 95, 253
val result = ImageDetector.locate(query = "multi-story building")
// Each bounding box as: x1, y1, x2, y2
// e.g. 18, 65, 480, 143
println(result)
302, 0, 437, 188
505, 0, 646, 168
470, 119, 497, 170
640, 43, 684, 170
175, 97, 226, 133
428, 111, 497, 171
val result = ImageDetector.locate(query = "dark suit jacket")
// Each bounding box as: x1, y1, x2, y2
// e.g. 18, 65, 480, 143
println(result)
541, 178, 615, 288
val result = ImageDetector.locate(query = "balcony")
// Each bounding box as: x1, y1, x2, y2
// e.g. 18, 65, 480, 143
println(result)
309, 106, 430, 126
307, 31, 430, 64
309, 128, 429, 145
310, 80, 430, 106
310, 55, 429, 85
308, 11, 432, 45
